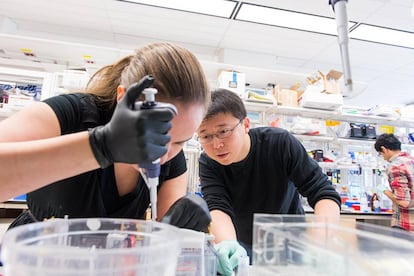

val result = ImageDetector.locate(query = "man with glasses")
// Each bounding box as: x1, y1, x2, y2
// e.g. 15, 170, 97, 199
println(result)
197, 89, 341, 276
374, 133, 414, 232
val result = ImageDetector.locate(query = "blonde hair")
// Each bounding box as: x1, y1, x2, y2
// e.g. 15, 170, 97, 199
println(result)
85, 42, 210, 110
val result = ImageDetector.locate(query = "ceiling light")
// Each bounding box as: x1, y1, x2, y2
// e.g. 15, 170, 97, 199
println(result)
119, 0, 238, 18
350, 24, 414, 49
235, 3, 356, 35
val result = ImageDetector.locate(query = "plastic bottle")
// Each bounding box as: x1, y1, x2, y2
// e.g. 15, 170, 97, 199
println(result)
360, 193, 369, 212
235, 255, 250, 276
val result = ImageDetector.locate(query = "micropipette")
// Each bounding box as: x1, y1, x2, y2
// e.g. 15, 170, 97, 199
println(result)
136, 87, 177, 221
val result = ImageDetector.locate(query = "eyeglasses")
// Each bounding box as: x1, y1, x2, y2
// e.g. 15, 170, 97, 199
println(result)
197, 120, 243, 144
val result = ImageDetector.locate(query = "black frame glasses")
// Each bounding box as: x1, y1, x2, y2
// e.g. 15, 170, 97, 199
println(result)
197, 120, 243, 144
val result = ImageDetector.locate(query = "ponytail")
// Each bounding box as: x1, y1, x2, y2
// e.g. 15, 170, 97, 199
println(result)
85, 55, 133, 108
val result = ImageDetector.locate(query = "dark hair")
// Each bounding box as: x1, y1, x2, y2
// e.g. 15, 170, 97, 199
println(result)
85, 42, 210, 110
203, 88, 246, 121
374, 133, 401, 152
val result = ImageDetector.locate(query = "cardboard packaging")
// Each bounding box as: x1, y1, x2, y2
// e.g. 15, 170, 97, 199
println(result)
278, 89, 298, 107
306, 69, 343, 94
218, 70, 246, 98
273, 83, 303, 107
300, 69, 344, 110
322, 70, 343, 94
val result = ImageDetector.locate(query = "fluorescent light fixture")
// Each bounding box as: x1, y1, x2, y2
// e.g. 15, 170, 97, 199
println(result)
0, 33, 132, 54
235, 3, 356, 35
0, 80, 16, 86
120, 0, 238, 18
350, 24, 414, 49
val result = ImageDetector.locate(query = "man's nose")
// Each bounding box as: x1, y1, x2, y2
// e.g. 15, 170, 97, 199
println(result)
212, 135, 224, 148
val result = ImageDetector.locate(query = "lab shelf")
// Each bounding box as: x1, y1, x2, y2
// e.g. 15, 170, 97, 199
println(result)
244, 102, 414, 128
265, 105, 414, 128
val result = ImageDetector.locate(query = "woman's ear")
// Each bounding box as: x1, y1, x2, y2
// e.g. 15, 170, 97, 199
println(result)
116, 85, 126, 102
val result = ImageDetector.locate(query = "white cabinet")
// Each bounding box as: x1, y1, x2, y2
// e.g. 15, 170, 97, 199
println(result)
0, 67, 54, 120
0, 68, 89, 120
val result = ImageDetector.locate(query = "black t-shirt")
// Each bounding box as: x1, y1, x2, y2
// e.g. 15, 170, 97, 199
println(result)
26, 93, 186, 221
199, 127, 341, 246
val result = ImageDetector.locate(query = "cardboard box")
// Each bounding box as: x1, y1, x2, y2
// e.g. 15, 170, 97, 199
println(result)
300, 69, 344, 110
323, 70, 343, 94
218, 70, 246, 98
306, 70, 343, 94
278, 89, 298, 107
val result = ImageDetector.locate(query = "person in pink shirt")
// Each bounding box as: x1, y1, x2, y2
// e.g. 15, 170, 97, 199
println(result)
375, 133, 414, 232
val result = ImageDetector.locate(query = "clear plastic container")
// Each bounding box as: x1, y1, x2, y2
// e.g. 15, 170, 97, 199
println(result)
175, 229, 217, 276
252, 214, 414, 276
1, 218, 181, 276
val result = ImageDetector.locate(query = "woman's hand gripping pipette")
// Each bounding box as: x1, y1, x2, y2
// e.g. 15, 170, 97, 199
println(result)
134, 81, 177, 221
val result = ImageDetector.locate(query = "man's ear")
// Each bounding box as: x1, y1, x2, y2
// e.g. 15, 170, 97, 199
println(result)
116, 85, 126, 102
243, 117, 251, 133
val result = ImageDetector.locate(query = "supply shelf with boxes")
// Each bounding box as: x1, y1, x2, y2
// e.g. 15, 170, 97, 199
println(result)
205, 62, 414, 222
243, 100, 414, 221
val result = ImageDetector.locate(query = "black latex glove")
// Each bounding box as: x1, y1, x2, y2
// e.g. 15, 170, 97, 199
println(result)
161, 194, 212, 233
89, 75, 175, 168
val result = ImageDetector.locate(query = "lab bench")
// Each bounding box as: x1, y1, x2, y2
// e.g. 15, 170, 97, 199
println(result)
305, 205, 392, 227
339, 211, 392, 227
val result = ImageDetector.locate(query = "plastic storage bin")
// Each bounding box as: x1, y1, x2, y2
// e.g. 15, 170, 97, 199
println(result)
252, 214, 414, 276
1, 218, 181, 276
176, 229, 217, 276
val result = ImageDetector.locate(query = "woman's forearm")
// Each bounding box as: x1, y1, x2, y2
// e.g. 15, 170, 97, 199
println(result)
0, 131, 99, 202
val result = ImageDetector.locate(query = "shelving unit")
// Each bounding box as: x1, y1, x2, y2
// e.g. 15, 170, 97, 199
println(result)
244, 101, 414, 128
200, 60, 308, 90
0, 67, 54, 121
243, 100, 414, 214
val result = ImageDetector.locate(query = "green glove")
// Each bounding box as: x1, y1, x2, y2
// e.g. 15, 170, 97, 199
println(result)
214, 240, 247, 276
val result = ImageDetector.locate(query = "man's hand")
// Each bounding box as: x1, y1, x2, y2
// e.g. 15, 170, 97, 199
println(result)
214, 240, 247, 276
